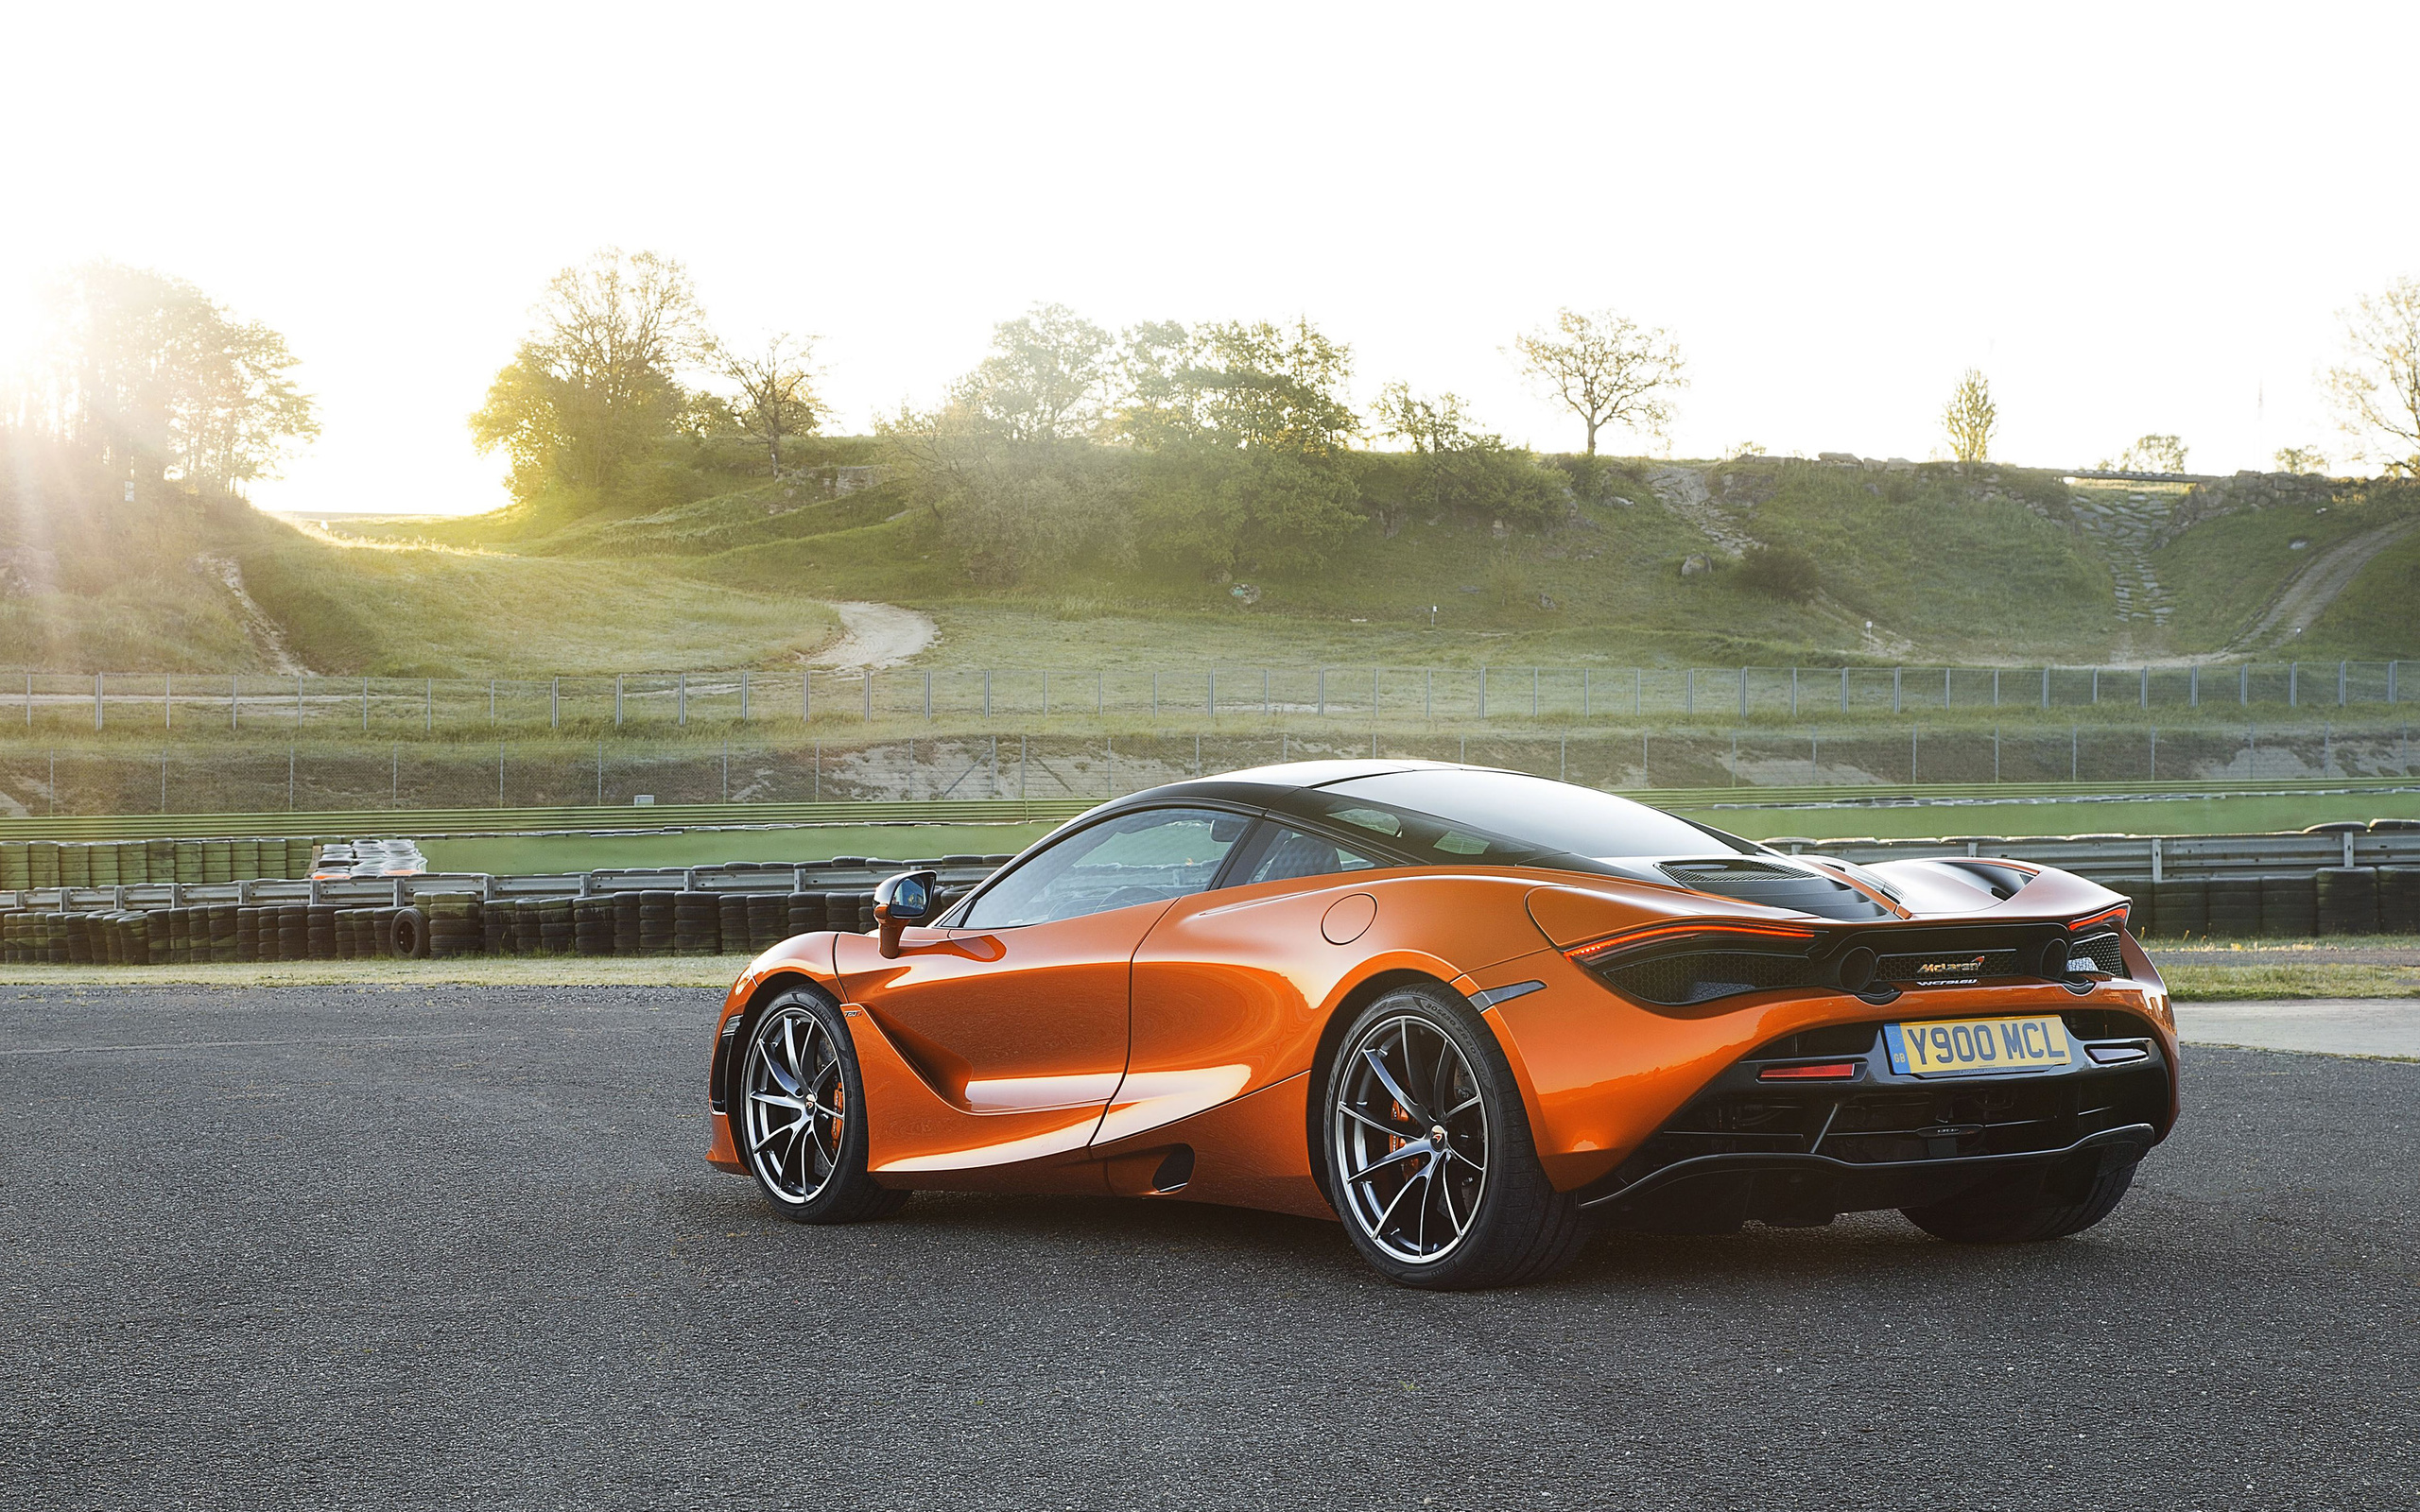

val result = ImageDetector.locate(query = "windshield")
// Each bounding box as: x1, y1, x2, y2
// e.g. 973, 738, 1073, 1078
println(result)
1315, 769, 1752, 862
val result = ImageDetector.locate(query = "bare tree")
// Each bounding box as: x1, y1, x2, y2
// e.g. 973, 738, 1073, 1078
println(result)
2325, 276, 2420, 476
1940, 369, 1996, 463
716, 333, 820, 471
1511, 308, 1685, 455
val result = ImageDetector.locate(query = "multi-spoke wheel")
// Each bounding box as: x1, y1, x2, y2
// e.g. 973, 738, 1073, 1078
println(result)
1333, 1014, 1490, 1264
1323, 984, 1588, 1289
735, 990, 909, 1223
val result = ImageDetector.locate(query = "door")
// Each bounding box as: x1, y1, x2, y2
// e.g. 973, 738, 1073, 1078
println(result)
838, 806, 1252, 1119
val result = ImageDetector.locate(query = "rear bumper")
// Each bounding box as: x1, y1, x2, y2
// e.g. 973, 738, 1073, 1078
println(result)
1579, 1122, 2155, 1230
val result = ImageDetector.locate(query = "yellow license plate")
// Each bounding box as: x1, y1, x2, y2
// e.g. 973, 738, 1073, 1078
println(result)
1884, 1016, 2070, 1076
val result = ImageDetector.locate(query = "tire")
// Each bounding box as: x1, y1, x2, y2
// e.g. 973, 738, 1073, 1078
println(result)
1322, 983, 1588, 1290
734, 990, 909, 1224
390, 906, 429, 960
1901, 1156, 2137, 1244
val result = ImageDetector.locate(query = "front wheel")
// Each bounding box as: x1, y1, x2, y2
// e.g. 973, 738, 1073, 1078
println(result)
1323, 984, 1588, 1289
735, 991, 909, 1224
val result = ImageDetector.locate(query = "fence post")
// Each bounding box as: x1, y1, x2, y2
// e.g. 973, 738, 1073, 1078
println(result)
1893, 666, 1901, 714
2041, 665, 2049, 709
1992, 668, 1999, 707
2239, 662, 2250, 705
2150, 727, 2157, 780
2070, 725, 2079, 782
1993, 725, 1999, 782
2091, 668, 2099, 704
1944, 666, 1951, 709
984, 670, 992, 719
425, 679, 432, 732
364, 677, 372, 732
801, 670, 808, 722
497, 743, 505, 806
164, 672, 172, 730
1910, 725, 1917, 783
232, 675, 238, 730
161, 748, 168, 813
2290, 662, 2298, 706
1426, 669, 1432, 720
1841, 666, 1848, 714
1317, 668, 1325, 717
2140, 666, 2149, 708
1811, 727, 1819, 782
1373, 666, 1380, 722
678, 673, 687, 726
94, 673, 102, 731
596, 742, 603, 804
924, 671, 931, 721
1789, 667, 1797, 717
1634, 668, 1643, 717
1207, 669, 1216, 719
394, 744, 401, 806
1152, 672, 1159, 719
297, 674, 303, 728
814, 741, 820, 800
866, 671, 874, 723
1531, 668, 1540, 717
1583, 668, 1592, 718
1738, 668, 1748, 719
2339, 661, 2347, 706
740, 670, 750, 723
1106, 736, 1115, 798
289, 745, 297, 811
1478, 666, 1487, 719
1685, 669, 1694, 716
2189, 665, 2199, 707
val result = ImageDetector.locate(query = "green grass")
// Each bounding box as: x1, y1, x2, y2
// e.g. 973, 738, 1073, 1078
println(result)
420, 822, 1059, 874
1673, 790, 2420, 840
2160, 962, 2420, 1000
2297, 519, 2420, 659
2150, 486, 2420, 652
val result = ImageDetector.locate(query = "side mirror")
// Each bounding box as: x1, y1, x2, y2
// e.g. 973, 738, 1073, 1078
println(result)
873, 869, 939, 958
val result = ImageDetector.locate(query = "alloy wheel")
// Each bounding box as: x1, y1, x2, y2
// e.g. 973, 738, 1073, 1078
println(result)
1332, 1013, 1490, 1263
741, 1004, 847, 1205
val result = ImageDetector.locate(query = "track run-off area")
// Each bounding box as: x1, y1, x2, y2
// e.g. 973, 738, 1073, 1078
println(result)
2, 987, 2413, 1511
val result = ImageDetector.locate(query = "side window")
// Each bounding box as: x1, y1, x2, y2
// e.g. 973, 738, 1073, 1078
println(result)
1244, 825, 1389, 886
960, 808, 1250, 928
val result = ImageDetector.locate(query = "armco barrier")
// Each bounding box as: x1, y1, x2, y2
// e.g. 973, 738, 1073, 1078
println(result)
1, 821, 2415, 958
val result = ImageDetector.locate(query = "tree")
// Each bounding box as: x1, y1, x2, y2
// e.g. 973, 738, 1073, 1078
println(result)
2273, 444, 2329, 475
17, 262, 318, 487
1364, 382, 1557, 531
470, 249, 706, 499
1511, 307, 1685, 456
956, 303, 1115, 443
1115, 317, 1360, 455
2325, 276, 2420, 476
2102, 434, 2188, 473
1940, 369, 1996, 463
715, 332, 820, 472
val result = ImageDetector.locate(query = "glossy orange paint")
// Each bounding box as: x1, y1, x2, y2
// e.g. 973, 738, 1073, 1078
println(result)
707, 857, 2176, 1213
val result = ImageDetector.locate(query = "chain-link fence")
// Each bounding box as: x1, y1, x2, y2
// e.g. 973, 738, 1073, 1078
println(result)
9, 659, 2415, 737
3, 722, 2414, 816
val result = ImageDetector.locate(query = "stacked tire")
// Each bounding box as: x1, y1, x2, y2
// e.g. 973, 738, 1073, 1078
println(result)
424, 896, 482, 958
745, 894, 787, 952
2150, 879, 2205, 940
786, 892, 826, 937
2204, 877, 2261, 940
2315, 868, 2378, 936
2380, 868, 2420, 934
717, 893, 751, 955
2260, 875, 2318, 938
573, 898, 616, 956
538, 899, 575, 955
673, 891, 719, 955
637, 891, 677, 955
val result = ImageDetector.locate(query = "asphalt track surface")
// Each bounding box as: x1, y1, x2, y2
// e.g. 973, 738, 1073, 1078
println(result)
3, 987, 2414, 1511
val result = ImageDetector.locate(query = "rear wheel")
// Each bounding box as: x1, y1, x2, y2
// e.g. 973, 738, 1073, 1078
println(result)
1323, 984, 1587, 1289
736, 991, 908, 1223
1901, 1158, 2136, 1244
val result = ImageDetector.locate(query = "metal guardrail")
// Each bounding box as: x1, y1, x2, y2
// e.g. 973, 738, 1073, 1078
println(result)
5, 823, 2414, 918
0, 798, 1094, 843
2, 658, 2411, 733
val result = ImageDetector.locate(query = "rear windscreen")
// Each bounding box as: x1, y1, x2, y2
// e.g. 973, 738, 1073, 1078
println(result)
1316, 770, 1750, 861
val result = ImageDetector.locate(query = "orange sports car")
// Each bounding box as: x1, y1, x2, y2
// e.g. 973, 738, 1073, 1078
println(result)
705, 762, 2177, 1288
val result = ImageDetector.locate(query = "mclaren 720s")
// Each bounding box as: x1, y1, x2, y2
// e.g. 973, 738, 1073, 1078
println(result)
704, 762, 2177, 1288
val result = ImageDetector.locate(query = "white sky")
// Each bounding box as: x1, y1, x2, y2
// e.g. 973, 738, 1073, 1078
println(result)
4, 1, 2414, 515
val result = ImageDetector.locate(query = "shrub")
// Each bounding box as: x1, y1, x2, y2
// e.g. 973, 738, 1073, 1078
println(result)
1737, 546, 1822, 603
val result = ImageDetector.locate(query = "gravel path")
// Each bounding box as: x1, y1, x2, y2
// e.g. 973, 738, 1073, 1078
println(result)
3, 986, 2413, 1510
810, 600, 938, 671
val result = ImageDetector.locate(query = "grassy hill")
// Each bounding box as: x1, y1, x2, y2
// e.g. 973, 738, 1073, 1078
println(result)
9, 429, 2415, 679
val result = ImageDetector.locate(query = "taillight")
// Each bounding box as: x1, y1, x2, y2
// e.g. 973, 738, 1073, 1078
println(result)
1566, 923, 1827, 1008
1758, 1062, 1858, 1081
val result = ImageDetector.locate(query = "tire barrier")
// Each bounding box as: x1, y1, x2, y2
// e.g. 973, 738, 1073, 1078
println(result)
2382, 867, 2420, 934
0, 835, 389, 889
2258, 875, 2317, 938
2314, 868, 2378, 936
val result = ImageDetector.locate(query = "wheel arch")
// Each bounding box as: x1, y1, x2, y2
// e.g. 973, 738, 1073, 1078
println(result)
1300, 966, 1467, 1209
717, 965, 844, 1120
